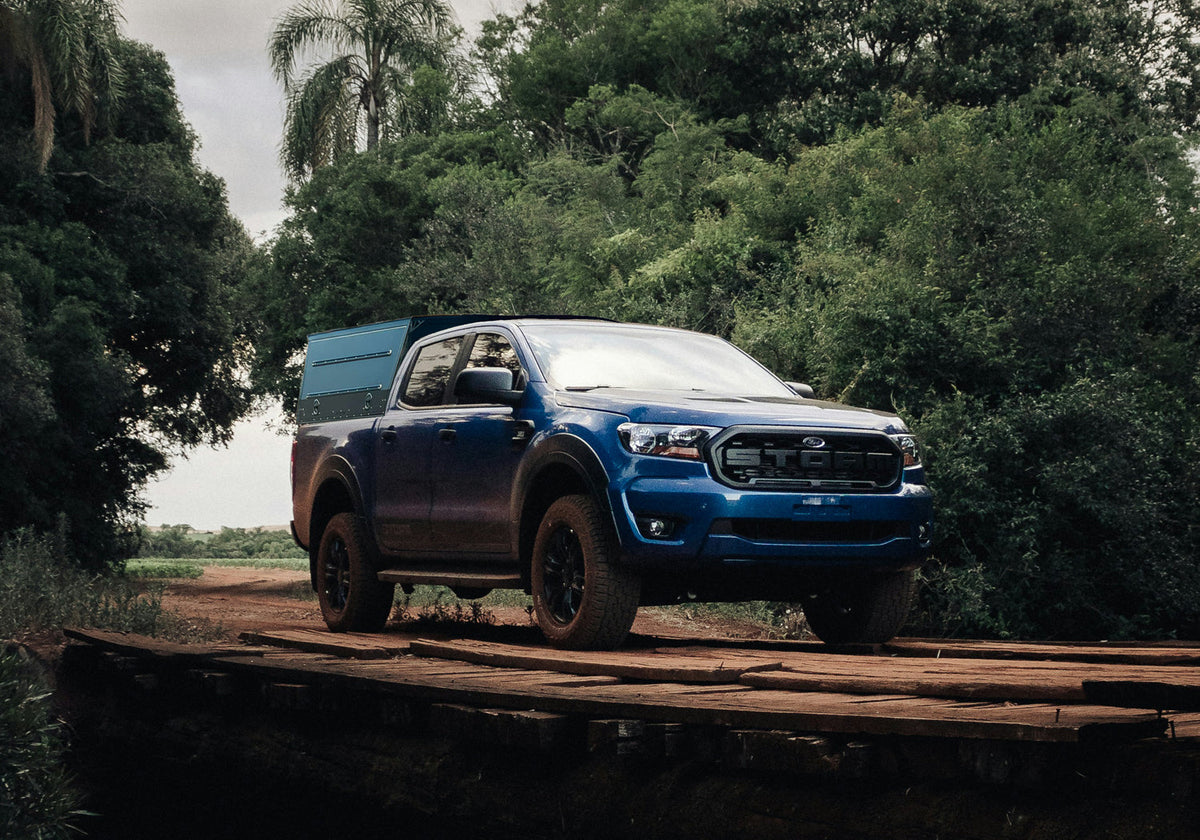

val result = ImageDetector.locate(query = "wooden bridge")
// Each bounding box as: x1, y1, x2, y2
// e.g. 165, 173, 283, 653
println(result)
65, 625, 1200, 752
60, 625, 1200, 838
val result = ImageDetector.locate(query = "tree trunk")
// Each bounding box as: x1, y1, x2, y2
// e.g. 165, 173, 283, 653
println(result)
367, 91, 379, 150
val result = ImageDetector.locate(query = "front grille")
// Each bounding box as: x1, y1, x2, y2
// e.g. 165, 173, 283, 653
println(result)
714, 518, 908, 544
710, 427, 901, 491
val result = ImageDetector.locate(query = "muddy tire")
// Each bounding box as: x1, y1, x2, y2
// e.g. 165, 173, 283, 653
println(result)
802, 569, 918, 645
316, 512, 395, 632
531, 495, 641, 650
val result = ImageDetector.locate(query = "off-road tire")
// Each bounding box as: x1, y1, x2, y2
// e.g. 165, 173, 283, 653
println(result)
802, 569, 918, 645
531, 494, 641, 650
316, 512, 395, 632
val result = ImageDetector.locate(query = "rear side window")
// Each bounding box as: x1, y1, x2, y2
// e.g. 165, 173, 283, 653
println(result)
402, 337, 463, 407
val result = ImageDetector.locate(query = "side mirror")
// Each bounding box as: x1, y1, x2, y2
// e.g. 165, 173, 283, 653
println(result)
454, 367, 523, 405
784, 381, 816, 399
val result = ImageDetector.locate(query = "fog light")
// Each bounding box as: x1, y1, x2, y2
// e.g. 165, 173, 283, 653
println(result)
917, 522, 933, 547
636, 516, 677, 540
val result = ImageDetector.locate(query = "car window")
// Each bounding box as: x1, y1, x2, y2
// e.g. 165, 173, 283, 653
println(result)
466, 333, 522, 377
449, 333, 524, 405
402, 337, 464, 407
520, 323, 794, 396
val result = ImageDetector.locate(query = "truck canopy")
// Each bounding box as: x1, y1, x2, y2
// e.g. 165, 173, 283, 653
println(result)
297, 315, 486, 423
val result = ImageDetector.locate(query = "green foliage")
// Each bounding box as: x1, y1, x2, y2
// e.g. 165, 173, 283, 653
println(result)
0, 529, 165, 640
0, 0, 126, 169
0, 648, 81, 840
269, 0, 463, 179
127, 557, 309, 579
393, 588, 498, 626
137, 525, 306, 560
123, 560, 205, 580
252, 0, 1200, 640
733, 99, 1200, 638
0, 39, 253, 565
714, 0, 1200, 151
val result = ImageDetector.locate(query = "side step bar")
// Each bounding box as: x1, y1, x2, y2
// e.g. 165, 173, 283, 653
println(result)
377, 567, 523, 590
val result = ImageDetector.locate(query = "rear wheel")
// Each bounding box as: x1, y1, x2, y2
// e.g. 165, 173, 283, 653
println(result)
531, 495, 640, 650
316, 512, 395, 632
801, 569, 917, 645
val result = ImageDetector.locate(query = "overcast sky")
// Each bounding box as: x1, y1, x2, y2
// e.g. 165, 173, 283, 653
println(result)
128, 0, 508, 530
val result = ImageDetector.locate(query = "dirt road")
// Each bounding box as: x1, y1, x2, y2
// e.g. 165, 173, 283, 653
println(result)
159, 565, 779, 642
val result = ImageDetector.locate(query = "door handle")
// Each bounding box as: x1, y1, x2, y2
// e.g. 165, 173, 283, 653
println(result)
438, 428, 457, 443
381, 427, 397, 443
510, 420, 535, 445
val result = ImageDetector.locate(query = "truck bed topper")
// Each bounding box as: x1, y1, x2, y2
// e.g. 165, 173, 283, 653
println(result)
298, 315, 488, 423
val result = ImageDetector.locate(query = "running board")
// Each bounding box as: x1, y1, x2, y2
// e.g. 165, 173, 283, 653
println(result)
377, 568, 523, 590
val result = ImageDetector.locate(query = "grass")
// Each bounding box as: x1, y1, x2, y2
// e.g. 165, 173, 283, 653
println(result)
0, 531, 227, 644
127, 556, 308, 577
0, 532, 165, 641
650, 600, 812, 640
0, 648, 83, 840
0, 529, 223, 840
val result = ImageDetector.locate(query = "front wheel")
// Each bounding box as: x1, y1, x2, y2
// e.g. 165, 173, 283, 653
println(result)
316, 512, 395, 632
801, 569, 918, 645
531, 495, 640, 650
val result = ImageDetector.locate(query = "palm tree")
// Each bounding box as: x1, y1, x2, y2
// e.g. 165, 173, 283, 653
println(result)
0, 0, 124, 170
269, 0, 458, 180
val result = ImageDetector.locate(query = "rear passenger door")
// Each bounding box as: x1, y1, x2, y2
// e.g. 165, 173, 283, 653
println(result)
372, 335, 465, 555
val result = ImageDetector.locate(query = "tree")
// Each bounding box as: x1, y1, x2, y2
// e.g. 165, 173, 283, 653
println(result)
245, 129, 530, 411
731, 97, 1200, 638
269, 0, 460, 180
0, 0, 124, 169
0, 39, 254, 565
713, 0, 1200, 150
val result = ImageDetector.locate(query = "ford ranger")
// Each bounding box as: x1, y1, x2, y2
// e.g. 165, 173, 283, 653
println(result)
291, 316, 933, 649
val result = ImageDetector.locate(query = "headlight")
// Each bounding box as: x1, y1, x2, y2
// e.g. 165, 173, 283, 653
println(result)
890, 434, 922, 468
618, 423, 720, 461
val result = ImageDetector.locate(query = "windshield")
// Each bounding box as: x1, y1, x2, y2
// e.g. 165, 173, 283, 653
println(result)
520, 323, 795, 397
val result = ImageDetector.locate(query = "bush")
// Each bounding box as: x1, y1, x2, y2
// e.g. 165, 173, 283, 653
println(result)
0, 649, 81, 840
733, 99, 1200, 639
138, 525, 306, 560
0, 530, 164, 640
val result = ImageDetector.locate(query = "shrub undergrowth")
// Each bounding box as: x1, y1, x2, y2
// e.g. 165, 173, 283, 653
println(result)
0, 648, 82, 840
0, 530, 166, 641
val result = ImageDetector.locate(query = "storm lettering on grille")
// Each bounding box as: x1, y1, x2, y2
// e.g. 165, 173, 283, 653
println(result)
717, 436, 901, 491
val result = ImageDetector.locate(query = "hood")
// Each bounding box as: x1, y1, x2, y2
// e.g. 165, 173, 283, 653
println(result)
553, 389, 909, 434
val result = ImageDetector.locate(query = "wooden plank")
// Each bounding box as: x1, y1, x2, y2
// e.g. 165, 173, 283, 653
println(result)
738, 649, 1200, 703
238, 629, 409, 659
885, 638, 1200, 666
428, 703, 571, 752
68, 629, 1178, 745
638, 633, 1200, 667
207, 651, 1167, 744
741, 664, 1086, 702
64, 627, 254, 663
1167, 713, 1200, 740
409, 638, 783, 683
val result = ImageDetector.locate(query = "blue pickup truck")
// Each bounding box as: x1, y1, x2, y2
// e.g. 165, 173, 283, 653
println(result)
291, 316, 933, 649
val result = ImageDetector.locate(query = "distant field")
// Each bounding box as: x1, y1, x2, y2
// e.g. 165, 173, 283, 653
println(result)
127, 557, 308, 578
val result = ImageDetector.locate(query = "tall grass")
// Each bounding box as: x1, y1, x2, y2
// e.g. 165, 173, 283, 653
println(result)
0, 530, 146, 840
0, 649, 81, 840
0, 530, 166, 640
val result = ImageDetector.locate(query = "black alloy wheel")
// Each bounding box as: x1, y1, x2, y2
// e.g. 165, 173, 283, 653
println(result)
540, 524, 585, 625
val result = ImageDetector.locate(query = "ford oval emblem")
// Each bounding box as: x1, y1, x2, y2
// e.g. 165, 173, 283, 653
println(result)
802, 436, 826, 448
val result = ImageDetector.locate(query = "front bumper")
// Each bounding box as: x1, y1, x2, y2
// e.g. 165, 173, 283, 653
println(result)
609, 474, 933, 574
